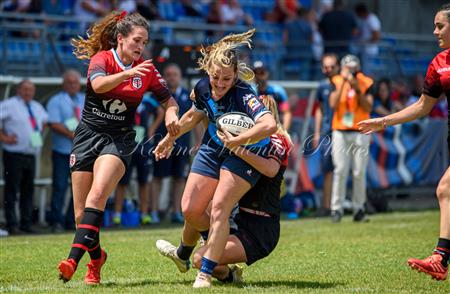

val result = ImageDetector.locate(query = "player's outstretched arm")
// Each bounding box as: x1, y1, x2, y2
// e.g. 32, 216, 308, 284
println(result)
357, 94, 438, 134
153, 107, 205, 160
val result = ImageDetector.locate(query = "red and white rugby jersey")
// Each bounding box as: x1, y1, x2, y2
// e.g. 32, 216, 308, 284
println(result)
423, 49, 450, 151
82, 49, 171, 132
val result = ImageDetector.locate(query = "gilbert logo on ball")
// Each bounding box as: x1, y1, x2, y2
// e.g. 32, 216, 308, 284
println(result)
216, 112, 255, 136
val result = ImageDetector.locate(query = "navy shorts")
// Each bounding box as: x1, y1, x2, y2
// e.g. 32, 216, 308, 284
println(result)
320, 133, 334, 173
233, 210, 280, 265
119, 149, 152, 185
153, 151, 190, 178
190, 144, 261, 187
70, 123, 136, 172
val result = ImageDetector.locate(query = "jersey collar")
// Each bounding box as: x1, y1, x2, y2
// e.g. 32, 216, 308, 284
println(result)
111, 48, 133, 70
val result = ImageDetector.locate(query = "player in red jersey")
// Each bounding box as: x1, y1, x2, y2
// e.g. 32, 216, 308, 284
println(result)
358, 4, 450, 281
57, 11, 179, 285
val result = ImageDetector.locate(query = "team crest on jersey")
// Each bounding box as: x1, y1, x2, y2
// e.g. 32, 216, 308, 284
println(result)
69, 154, 76, 167
247, 97, 261, 111
132, 76, 143, 89
242, 93, 254, 103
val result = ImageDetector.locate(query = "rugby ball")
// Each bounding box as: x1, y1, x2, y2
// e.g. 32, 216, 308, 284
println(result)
216, 112, 255, 136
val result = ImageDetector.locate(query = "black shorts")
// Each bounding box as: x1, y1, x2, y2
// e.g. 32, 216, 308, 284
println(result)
233, 210, 280, 265
153, 152, 190, 178
119, 150, 152, 185
70, 123, 137, 172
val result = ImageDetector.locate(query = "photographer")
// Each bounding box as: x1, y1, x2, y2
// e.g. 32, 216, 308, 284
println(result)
328, 54, 374, 223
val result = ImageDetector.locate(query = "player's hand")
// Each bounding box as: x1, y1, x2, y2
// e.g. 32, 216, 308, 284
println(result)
2, 134, 17, 145
165, 111, 180, 137
153, 135, 175, 161
189, 89, 196, 101
125, 59, 153, 77
217, 129, 240, 150
312, 132, 320, 149
357, 117, 385, 134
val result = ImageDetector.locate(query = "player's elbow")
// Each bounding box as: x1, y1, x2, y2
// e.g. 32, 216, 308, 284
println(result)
262, 161, 280, 178
91, 80, 107, 94
264, 116, 277, 135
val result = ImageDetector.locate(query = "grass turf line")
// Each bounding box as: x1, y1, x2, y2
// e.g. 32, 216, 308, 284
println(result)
0, 210, 449, 293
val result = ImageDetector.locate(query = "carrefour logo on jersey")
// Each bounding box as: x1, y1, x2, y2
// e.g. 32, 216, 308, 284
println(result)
92, 99, 127, 121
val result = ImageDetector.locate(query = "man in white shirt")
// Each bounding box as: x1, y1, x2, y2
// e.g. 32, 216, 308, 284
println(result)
354, 3, 381, 71
0, 80, 48, 234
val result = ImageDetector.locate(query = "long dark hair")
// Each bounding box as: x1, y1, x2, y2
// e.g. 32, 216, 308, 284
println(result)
438, 3, 450, 20
72, 11, 149, 60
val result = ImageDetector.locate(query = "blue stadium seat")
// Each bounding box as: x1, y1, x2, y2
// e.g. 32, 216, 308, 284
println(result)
158, 1, 178, 21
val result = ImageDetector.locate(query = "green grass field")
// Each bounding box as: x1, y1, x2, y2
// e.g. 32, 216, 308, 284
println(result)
1, 210, 449, 293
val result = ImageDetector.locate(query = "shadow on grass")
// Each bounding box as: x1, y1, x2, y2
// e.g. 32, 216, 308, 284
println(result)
246, 280, 344, 289
101, 279, 193, 288
101, 279, 342, 289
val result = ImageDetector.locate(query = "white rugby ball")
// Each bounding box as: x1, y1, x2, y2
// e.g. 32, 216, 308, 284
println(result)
216, 112, 255, 136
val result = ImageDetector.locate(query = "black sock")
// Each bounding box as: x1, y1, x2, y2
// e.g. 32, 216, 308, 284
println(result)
87, 234, 102, 260
68, 208, 104, 263
199, 230, 209, 241
435, 238, 450, 267
218, 266, 234, 283
176, 241, 195, 261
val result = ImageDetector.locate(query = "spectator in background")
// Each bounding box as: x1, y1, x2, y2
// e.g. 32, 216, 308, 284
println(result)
74, 0, 111, 33
113, 96, 163, 226
391, 78, 409, 110
181, 0, 203, 17
220, 0, 253, 26
206, 0, 223, 38
354, 3, 381, 71
253, 61, 292, 131
371, 78, 395, 118
329, 55, 374, 223
0, 80, 48, 235
136, 0, 161, 20
46, 69, 85, 233
319, 0, 357, 56
266, 0, 300, 23
115, 0, 137, 13
152, 64, 199, 224
307, 8, 324, 64
406, 74, 425, 106
283, 7, 314, 81
312, 53, 339, 217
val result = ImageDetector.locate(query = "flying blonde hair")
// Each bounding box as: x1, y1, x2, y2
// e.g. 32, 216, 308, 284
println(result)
72, 11, 148, 60
197, 29, 256, 81
260, 94, 293, 146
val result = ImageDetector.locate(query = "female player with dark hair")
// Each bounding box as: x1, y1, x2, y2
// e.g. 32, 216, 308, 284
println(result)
57, 11, 179, 285
154, 29, 277, 288
358, 3, 450, 281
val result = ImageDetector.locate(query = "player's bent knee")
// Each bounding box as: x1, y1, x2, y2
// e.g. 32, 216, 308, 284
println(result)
436, 180, 449, 201
182, 207, 203, 223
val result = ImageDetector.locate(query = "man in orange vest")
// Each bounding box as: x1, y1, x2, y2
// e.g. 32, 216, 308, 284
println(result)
329, 54, 374, 223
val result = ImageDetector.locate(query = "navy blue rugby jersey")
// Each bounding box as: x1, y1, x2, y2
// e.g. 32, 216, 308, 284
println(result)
193, 77, 271, 149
